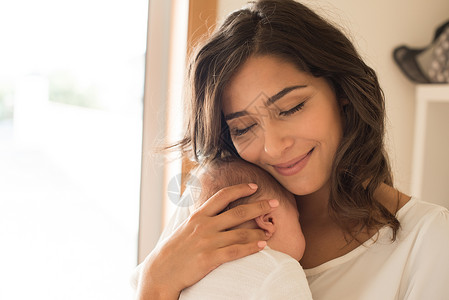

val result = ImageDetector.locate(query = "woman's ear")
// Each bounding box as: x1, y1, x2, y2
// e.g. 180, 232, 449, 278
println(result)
340, 98, 349, 106
255, 213, 276, 238
339, 98, 350, 119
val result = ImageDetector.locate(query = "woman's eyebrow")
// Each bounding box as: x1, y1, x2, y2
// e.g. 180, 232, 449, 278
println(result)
224, 85, 307, 121
267, 85, 307, 105
224, 110, 249, 121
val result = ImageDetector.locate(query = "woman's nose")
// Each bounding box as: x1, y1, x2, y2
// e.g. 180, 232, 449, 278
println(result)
262, 121, 294, 159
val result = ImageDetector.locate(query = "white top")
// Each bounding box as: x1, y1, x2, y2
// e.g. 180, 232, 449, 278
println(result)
130, 204, 192, 290
305, 198, 449, 300
132, 198, 449, 299
180, 246, 312, 300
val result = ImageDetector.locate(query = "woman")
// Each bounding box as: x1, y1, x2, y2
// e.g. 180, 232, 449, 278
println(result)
136, 0, 449, 299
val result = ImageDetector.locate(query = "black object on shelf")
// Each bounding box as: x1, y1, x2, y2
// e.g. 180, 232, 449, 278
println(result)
393, 20, 449, 84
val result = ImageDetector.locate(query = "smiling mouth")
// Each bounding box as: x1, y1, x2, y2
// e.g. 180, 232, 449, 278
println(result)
273, 148, 315, 168
271, 147, 315, 176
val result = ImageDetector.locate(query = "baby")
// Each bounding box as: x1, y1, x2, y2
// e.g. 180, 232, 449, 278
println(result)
179, 158, 313, 300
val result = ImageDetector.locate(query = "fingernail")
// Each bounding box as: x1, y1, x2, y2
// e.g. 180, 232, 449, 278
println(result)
269, 199, 279, 208
248, 183, 258, 190
257, 241, 267, 249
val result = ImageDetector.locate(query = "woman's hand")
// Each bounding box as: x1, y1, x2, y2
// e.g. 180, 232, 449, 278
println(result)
136, 183, 279, 300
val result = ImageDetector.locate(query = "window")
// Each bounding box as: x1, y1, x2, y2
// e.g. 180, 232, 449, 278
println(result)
0, 0, 148, 298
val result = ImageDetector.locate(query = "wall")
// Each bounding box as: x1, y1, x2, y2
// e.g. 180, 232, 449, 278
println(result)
218, 0, 449, 195
422, 102, 449, 208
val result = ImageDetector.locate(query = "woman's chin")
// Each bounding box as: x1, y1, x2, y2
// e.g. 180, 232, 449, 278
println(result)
280, 176, 327, 197
281, 180, 315, 196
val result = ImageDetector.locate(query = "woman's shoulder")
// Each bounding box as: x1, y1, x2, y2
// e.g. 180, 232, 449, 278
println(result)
376, 184, 448, 226
396, 197, 449, 238
395, 198, 449, 297
398, 197, 448, 218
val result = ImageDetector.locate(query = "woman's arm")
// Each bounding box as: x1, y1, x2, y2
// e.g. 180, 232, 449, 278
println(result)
135, 183, 279, 299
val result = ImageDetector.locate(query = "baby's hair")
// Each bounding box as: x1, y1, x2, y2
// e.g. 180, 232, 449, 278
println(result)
195, 157, 295, 212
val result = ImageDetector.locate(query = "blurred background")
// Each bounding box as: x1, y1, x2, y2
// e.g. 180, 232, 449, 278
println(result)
0, 0, 147, 298
1, 0, 448, 299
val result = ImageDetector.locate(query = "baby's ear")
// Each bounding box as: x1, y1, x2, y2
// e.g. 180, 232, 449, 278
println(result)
255, 213, 276, 238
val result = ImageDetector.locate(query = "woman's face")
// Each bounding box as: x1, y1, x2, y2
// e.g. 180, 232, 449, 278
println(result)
222, 55, 344, 196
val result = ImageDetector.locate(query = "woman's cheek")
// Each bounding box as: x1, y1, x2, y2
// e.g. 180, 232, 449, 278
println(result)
234, 140, 259, 164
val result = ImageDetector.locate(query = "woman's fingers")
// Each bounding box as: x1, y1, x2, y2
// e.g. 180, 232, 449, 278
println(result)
213, 199, 279, 231
214, 228, 269, 248
136, 184, 278, 295
198, 183, 259, 216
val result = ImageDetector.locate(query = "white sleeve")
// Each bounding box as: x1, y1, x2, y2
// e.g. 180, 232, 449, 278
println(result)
251, 260, 313, 300
401, 209, 449, 300
129, 204, 192, 290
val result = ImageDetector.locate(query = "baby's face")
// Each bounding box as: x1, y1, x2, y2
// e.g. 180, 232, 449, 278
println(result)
249, 191, 306, 261
270, 198, 305, 261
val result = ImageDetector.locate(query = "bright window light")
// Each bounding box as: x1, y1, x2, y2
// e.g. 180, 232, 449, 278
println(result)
0, 0, 148, 299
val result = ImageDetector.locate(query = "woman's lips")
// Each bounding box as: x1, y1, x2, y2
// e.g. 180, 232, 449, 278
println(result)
272, 148, 314, 176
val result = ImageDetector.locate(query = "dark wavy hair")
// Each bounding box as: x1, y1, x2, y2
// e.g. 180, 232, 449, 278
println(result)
177, 0, 399, 241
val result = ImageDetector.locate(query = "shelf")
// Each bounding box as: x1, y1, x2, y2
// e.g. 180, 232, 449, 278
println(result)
411, 84, 449, 200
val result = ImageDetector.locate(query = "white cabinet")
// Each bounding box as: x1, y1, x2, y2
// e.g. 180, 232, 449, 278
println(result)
411, 84, 449, 208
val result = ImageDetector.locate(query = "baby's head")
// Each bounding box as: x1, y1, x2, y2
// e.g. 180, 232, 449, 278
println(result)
195, 158, 305, 261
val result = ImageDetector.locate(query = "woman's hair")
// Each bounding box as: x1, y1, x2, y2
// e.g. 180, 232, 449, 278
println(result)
177, 0, 400, 241
195, 157, 295, 211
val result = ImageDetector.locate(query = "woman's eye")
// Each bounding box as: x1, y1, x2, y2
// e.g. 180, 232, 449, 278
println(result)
231, 123, 256, 137
279, 101, 305, 117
